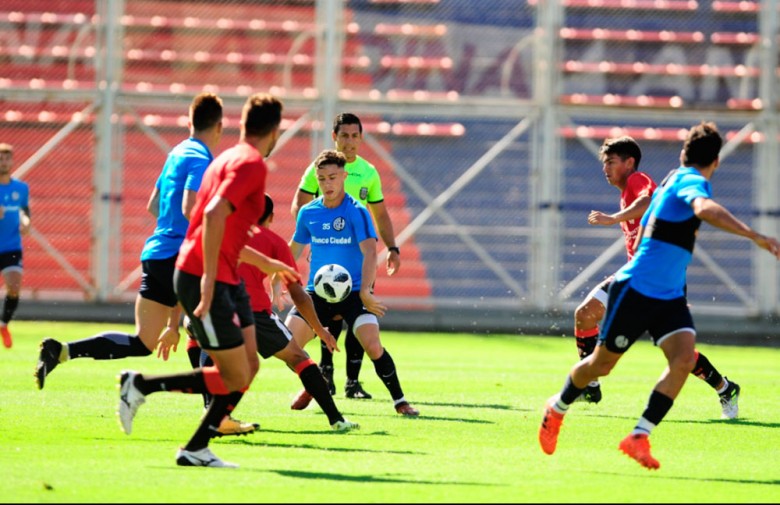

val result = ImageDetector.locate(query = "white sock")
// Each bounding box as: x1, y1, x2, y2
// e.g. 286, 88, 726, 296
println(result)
716, 378, 729, 395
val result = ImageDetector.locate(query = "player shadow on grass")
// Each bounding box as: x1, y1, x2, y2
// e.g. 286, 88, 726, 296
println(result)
412, 400, 531, 412
267, 469, 497, 486
577, 412, 780, 428
593, 471, 780, 486
219, 437, 425, 456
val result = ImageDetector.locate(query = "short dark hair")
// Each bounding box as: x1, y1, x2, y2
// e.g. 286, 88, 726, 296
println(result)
333, 112, 362, 135
682, 121, 722, 168
314, 149, 347, 170
599, 136, 642, 169
257, 193, 274, 225
190, 93, 223, 132
242, 93, 283, 138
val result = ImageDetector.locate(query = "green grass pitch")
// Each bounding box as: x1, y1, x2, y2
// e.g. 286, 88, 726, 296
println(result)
1, 320, 778, 503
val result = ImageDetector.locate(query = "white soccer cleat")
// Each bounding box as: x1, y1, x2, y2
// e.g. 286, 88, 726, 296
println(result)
719, 379, 740, 420
176, 447, 239, 468
117, 370, 146, 435
331, 418, 360, 432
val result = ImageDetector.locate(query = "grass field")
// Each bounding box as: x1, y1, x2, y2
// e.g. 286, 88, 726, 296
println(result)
1, 320, 778, 503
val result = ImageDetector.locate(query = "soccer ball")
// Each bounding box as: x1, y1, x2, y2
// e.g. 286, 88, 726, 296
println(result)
313, 263, 352, 303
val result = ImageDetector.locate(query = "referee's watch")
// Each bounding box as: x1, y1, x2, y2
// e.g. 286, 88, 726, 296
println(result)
388, 246, 400, 255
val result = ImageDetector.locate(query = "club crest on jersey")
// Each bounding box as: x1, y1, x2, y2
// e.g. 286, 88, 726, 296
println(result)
333, 217, 346, 231
614, 335, 629, 349
359, 187, 368, 200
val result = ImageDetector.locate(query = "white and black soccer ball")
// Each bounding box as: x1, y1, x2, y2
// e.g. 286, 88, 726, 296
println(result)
313, 263, 352, 303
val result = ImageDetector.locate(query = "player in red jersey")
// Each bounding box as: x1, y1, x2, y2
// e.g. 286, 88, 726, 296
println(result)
115, 93, 299, 468
572, 136, 740, 419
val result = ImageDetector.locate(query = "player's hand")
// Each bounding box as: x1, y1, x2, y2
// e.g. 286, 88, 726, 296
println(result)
587, 211, 615, 226
19, 214, 30, 235
386, 250, 401, 276
315, 326, 339, 354
156, 326, 180, 361
360, 291, 387, 318
755, 234, 780, 259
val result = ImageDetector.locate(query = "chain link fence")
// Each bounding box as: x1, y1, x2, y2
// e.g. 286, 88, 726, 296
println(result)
1, 0, 778, 322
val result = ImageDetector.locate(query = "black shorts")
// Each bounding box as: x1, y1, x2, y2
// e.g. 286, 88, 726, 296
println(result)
0, 250, 23, 273
253, 311, 293, 359
139, 255, 178, 307
174, 269, 244, 351
599, 278, 695, 353
233, 280, 256, 329
288, 290, 377, 333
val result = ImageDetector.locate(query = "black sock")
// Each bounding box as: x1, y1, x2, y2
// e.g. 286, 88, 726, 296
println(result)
186, 346, 202, 370
2, 295, 19, 323
372, 348, 404, 401
691, 352, 724, 390
319, 320, 342, 368
184, 391, 244, 450
575, 336, 597, 360
135, 368, 208, 396
68, 332, 152, 360
559, 375, 586, 405
345, 329, 364, 382
199, 351, 214, 408
299, 363, 343, 425
639, 390, 674, 426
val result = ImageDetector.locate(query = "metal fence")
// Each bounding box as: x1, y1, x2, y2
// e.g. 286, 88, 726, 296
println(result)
2, 0, 778, 320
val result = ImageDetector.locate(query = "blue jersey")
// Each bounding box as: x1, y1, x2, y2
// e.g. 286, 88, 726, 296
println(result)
615, 166, 711, 299
293, 193, 377, 292
140, 138, 212, 261
0, 178, 29, 254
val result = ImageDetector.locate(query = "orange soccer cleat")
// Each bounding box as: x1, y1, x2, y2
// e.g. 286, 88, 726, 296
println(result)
538, 397, 564, 455
1, 324, 12, 349
619, 433, 660, 470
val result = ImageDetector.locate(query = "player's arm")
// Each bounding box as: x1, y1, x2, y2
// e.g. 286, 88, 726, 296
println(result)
588, 194, 651, 226
368, 201, 401, 276
194, 195, 231, 318
19, 204, 31, 235
692, 197, 780, 257
288, 240, 306, 262
287, 281, 339, 353
182, 189, 198, 220
146, 187, 160, 218
239, 245, 300, 284
291, 189, 315, 218
358, 238, 386, 317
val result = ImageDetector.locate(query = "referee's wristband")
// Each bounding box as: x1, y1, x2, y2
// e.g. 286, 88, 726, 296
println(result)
388, 246, 400, 255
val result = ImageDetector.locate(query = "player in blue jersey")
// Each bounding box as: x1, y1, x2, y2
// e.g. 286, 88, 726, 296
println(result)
539, 122, 780, 469
284, 149, 419, 416
31, 94, 258, 435
0, 143, 31, 349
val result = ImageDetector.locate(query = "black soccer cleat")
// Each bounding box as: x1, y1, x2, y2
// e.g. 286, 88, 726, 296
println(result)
575, 384, 602, 404
345, 379, 373, 399
35, 338, 63, 390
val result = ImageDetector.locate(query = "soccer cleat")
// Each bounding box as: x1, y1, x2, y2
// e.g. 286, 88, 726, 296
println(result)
35, 338, 63, 390
175, 447, 239, 468
345, 379, 373, 399
719, 378, 740, 420
117, 370, 146, 435
619, 433, 660, 470
214, 415, 259, 437
1, 324, 12, 349
575, 384, 602, 404
290, 388, 313, 410
331, 418, 360, 431
320, 365, 336, 396
395, 401, 420, 417
538, 397, 564, 455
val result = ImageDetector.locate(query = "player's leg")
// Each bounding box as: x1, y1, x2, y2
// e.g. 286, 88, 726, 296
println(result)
351, 312, 419, 417
690, 349, 740, 419
344, 325, 372, 399
0, 257, 23, 348
573, 278, 611, 403
319, 317, 342, 395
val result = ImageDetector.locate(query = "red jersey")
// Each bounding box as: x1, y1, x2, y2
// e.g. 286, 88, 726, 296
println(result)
620, 171, 657, 260
176, 143, 267, 285
238, 226, 298, 314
